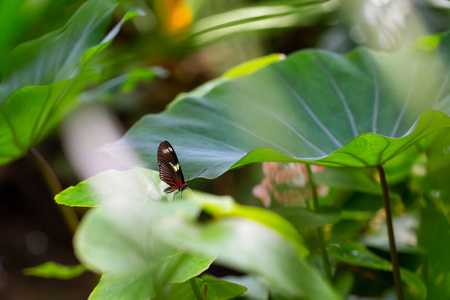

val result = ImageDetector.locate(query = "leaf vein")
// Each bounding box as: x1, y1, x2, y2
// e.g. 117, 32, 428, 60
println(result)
368, 56, 379, 133
233, 88, 327, 156
273, 69, 344, 148
315, 54, 359, 137
188, 97, 298, 157
390, 62, 417, 137
163, 123, 246, 154
434, 67, 450, 106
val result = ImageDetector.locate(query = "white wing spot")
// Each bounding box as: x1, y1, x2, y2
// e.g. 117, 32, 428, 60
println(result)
162, 148, 173, 154
169, 162, 180, 171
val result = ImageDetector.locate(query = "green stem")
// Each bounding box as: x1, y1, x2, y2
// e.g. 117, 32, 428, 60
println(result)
189, 278, 203, 300
377, 165, 404, 300
306, 164, 332, 282
29, 148, 78, 234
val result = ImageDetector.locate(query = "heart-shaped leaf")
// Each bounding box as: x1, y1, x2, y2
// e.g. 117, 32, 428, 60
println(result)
57, 167, 338, 299
0, 0, 143, 166
57, 169, 214, 299
104, 32, 450, 179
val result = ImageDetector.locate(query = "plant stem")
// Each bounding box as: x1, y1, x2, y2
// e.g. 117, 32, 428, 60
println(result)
189, 278, 203, 300
306, 164, 332, 282
29, 147, 78, 234
203, 283, 208, 300
377, 165, 404, 300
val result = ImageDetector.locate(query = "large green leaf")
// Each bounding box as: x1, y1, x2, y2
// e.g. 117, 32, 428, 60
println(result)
0, 0, 143, 166
190, 194, 308, 255
0, 0, 78, 69
57, 167, 307, 256
104, 32, 450, 179
57, 169, 214, 299
156, 207, 339, 299
57, 168, 338, 299
87, 252, 216, 300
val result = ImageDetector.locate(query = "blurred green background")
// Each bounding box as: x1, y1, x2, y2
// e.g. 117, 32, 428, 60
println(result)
0, 0, 449, 299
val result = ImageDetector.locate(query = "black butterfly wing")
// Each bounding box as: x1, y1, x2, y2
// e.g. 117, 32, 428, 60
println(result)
157, 141, 185, 191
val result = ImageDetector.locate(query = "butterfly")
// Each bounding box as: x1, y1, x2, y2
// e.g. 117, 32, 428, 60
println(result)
158, 140, 189, 194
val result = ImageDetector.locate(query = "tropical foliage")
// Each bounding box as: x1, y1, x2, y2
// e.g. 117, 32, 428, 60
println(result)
1, 0, 449, 299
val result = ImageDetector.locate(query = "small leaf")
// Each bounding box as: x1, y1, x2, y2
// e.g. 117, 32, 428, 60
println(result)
330, 242, 426, 299
121, 67, 167, 92
223, 54, 286, 78
219, 275, 269, 300
23, 261, 86, 280
79, 66, 166, 102
168, 252, 215, 284
201, 275, 248, 300
412, 33, 443, 51
89, 272, 154, 300
169, 276, 247, 300
168, 278, 200, 300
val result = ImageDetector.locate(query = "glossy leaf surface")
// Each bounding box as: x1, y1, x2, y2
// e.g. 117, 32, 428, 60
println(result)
105, 33, 450, 179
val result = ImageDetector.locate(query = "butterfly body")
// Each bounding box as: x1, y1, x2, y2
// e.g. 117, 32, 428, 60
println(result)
158, 141, 188, 194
